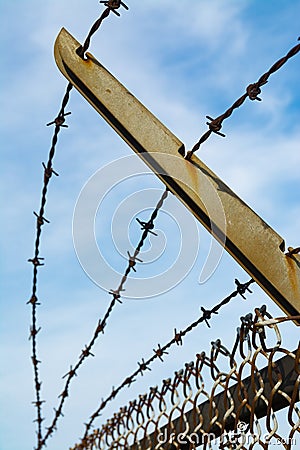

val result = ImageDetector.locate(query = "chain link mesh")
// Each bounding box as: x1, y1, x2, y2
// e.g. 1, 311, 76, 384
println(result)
72, 307, 300, 450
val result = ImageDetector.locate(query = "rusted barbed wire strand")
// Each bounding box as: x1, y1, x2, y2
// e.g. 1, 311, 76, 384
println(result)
29, 4, 129, 449
73, 305, 300, 450
28, 81, 73, 448
79, 278, 255, 442
38, 188, 168, 450
186, 38, 300, 159
77, 1, 129, 59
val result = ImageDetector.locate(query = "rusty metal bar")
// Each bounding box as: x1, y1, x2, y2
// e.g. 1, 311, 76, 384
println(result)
54, 28, 300, 322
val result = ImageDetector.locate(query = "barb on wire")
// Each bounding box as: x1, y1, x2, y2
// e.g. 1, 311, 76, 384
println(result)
72, 303, 300, 450
100, 0, 129, 17
46, 111, 71, 128
78, 278, 255, 442
186, 38, 300, 159
28, 81, 73, 448
285, 246, 300, 257
38, 189, 168, 450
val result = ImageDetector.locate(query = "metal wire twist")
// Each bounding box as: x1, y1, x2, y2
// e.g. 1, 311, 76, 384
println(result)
186, 38, 300, 159
28, 82, 73, 447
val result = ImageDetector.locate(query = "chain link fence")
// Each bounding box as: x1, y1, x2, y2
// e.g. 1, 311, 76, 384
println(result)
72, 306, 300, 450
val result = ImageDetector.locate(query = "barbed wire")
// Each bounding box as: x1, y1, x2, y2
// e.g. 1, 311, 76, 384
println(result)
72, 305, 300, 450
77, 1, 129, 59
38, 188, 168, 450
75, 278, 255, 444
27, 81, 73, 447
28, 2, 129, 449
186, 37, 300, 159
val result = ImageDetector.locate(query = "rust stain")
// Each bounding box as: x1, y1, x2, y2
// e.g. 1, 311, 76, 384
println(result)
285, 256, 300, 305
185, 157, 200, 190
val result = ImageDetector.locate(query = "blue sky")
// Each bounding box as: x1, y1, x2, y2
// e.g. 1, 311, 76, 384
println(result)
1, 1, 300, 449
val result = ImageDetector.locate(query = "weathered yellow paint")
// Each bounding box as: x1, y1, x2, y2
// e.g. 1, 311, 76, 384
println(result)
54, 28, 300, 322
